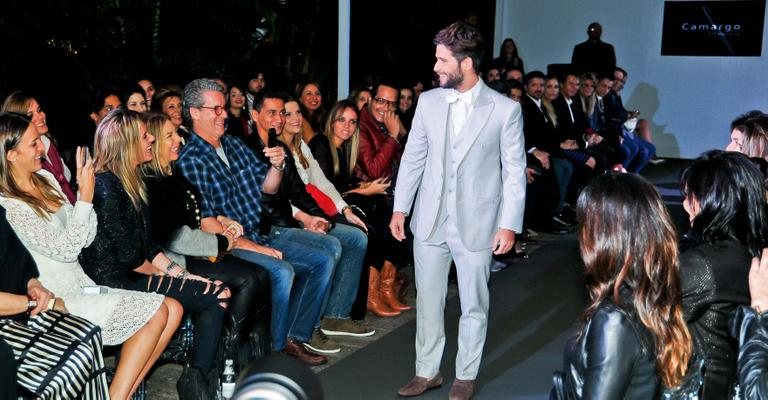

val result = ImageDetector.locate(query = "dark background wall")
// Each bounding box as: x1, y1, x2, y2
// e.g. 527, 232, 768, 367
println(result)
0, 1, 495, 151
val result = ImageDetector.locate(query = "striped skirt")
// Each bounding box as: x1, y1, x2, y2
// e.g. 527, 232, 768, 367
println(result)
0, 311, 109, 399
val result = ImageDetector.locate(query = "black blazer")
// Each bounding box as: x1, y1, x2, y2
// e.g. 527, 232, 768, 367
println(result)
521, 95, 559, 154
243, 133, 332, 229
553, 95, 588, 143
80, 171, 161, 288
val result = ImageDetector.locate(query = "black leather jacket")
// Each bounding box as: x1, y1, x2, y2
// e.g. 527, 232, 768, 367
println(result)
243, 133, 332, 230
730, 306, 768, 399
554, 288, 659, 399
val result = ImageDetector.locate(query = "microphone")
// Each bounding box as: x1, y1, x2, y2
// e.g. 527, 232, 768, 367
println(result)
268, 128, 278, 148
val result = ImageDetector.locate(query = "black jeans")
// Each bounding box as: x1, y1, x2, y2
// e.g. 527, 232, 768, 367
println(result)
129, 275, 227, 372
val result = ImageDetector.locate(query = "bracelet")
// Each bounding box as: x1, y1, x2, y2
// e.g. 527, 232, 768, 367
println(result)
26, 300, 37, 310
166, 260, 181, 275
178, 270, 190, 280
272, 162, 286, 171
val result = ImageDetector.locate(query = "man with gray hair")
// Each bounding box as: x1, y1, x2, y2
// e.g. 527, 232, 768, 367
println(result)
177, 78, 333, 365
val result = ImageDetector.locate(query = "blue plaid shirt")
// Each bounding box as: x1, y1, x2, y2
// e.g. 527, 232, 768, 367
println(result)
177, 131, 268, 242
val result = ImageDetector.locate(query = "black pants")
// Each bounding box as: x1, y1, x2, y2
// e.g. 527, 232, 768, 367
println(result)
186, 256, 270, 369
129, 275, 227, 372
0, 338, 15, 400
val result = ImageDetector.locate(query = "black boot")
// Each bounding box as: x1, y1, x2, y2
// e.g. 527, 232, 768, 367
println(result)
223, 313, 247, 374
176, 366, 211, 400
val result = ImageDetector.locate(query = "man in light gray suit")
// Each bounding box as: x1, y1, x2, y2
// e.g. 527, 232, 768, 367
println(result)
390, 21, 526, 400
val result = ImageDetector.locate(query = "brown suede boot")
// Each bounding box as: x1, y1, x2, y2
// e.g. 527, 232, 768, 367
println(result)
367, 267, 400, 317
381, 262, 412, 311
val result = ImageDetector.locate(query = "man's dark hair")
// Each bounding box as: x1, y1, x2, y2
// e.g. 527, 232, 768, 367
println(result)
251, 90, 286, 113
372, 80, 399, 99
486, 80, 508, 95
596, 73, 614, 83
523, 70, 545, 86
614, 66, 628, 77
433, 21, 486, 73
507, 79, 524, 93
731, 110, 766, 130
89, 87, 120, 113
559, 71, 580, 85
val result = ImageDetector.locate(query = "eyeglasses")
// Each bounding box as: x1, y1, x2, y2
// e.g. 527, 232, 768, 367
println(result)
334, 116, 358, 126
373, 97, 398, 109
198, 105, 227, 116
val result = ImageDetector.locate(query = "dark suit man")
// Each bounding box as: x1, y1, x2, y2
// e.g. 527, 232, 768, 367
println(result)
521, 71, 572, 227
571, 22, 616, 76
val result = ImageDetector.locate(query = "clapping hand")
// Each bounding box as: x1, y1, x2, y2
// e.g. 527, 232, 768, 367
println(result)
75, 146, 95, 203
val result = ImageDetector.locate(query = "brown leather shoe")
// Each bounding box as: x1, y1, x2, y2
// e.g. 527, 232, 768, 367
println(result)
397, 374, 443, 397
448, 378, 475, 400
282, 338, 327, 366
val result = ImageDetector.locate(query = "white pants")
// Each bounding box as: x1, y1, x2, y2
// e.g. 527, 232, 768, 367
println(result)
413, 217, 491, 380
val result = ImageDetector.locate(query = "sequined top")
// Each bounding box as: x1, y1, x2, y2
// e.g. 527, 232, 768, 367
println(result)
79, 171, 162, 288
680, 239, 751, 399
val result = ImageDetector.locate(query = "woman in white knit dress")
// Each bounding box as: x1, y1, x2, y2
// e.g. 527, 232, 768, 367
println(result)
0, 112, 182, 400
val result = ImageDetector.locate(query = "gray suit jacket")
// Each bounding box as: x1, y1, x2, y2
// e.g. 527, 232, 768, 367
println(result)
393, 82, 526, 251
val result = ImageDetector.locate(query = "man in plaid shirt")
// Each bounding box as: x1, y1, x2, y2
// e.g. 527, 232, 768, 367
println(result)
177, 78, 333, 365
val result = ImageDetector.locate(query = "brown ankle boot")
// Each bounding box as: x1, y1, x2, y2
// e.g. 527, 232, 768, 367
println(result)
381, 262, 412, 311
367, 267, 400, 317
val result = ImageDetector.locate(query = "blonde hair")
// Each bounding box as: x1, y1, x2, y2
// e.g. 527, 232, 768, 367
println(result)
141, 112, 173, 176
579, 72, 597, 117
93, 109, 148, 209
0, 112, 63, 218
322, 100, 359, 177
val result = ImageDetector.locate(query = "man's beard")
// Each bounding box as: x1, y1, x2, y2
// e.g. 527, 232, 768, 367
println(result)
440, 70, 464, 89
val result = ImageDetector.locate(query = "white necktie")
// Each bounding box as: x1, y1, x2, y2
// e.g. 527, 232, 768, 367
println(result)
447, 90, 471, 135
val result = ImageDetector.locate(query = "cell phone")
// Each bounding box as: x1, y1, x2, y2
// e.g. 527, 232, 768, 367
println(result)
268, 128, 278, 148
82, 286, 108, 294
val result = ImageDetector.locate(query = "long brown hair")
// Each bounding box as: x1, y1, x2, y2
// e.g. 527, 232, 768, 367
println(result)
0, 112, 64, 218
93, 109, 148, 209
281, 99, 310, 169
577, 172, 691, 388
322, 100, 360, 177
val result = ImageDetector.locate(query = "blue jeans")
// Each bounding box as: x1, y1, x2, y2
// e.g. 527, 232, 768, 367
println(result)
232, 226, 336, 350
321, 223, 368, 320
621, 131, 653, 173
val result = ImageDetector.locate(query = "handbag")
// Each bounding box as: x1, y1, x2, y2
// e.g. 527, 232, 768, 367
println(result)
305, 183, 339, 217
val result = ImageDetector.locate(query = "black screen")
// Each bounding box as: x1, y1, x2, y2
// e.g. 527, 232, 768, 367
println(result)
661, 0, 766, 56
